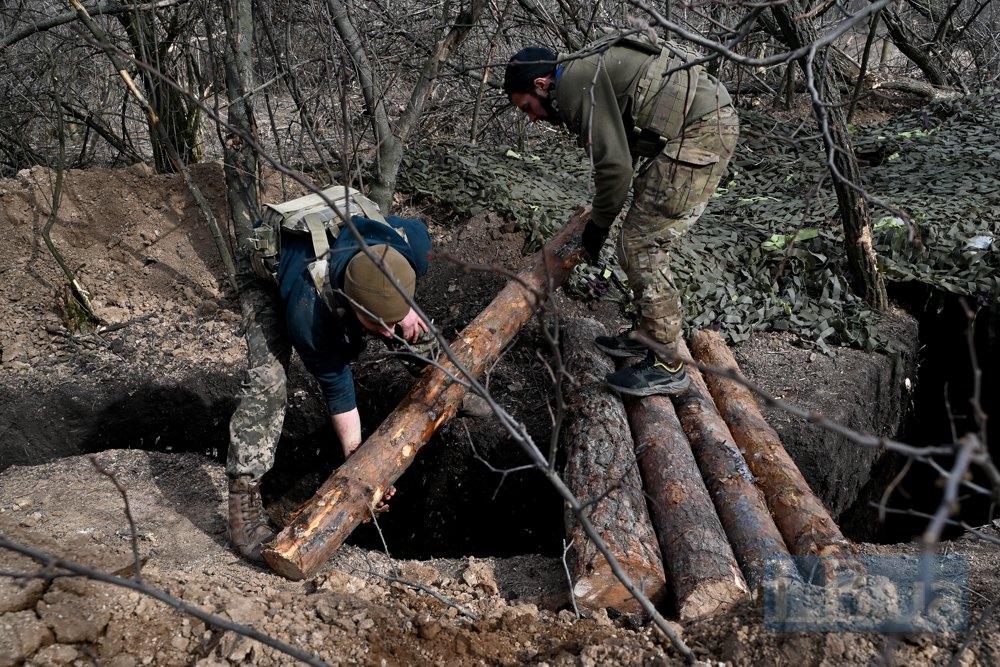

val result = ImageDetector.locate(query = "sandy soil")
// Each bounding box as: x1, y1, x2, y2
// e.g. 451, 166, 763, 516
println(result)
1, 163, 998, 666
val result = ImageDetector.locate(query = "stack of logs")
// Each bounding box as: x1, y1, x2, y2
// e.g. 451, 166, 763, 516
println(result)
561, 319, 858, 619
261, 207, 859, 621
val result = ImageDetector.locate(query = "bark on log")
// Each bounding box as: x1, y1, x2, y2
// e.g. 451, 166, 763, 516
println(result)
262, 207, 591, 579
671, 340, 798, 590
689, 329, 860, 584
560, 317, 667, 614
623, 386, 750, 620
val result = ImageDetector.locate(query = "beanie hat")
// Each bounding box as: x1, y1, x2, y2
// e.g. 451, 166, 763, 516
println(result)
344, 245, 415, 323
503, 47, 557, 97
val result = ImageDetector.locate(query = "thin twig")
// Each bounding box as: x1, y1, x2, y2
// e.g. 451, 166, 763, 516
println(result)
87, 456, 144, 585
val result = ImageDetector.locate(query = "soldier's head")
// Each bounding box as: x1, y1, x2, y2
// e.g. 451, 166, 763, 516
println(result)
344, 245, 415, 337
504, 47, 561, 125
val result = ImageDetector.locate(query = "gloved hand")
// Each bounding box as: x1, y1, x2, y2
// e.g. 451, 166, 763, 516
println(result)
581, 219, 610, 264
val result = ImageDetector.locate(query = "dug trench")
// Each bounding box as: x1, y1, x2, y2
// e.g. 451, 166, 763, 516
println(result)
839, 286, 999, 544
5, 166, 1000, 667
4, 297, 991, 560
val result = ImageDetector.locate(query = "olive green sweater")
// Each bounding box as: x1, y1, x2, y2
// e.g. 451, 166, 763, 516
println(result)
554, 43, 731, 228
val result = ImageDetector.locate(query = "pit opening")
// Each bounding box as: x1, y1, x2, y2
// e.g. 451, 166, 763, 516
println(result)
261, 325, 569, 562
840, 285, 998, 544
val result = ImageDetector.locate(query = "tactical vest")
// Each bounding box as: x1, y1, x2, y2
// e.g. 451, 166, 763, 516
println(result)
250, 185, 387, 287
590, 32, 703, 150
631, 41, 702, 149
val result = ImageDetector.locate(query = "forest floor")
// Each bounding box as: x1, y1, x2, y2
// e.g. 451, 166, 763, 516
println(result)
0, 162, 998, 667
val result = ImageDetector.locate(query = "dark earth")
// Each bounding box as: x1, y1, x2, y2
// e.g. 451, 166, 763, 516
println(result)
1, 163, 998, 666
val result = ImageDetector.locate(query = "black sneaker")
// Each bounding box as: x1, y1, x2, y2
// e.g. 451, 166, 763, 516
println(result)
594, 333, 648, 358
605, 352, 691, 396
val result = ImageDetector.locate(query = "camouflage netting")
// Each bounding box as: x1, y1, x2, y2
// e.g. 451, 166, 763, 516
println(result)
399, 92, 1000, 352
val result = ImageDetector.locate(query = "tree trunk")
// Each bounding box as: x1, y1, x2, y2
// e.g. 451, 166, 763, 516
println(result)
221, 0, 259, 243
327, 0, 484, 212
823, 96, 888, 310
880, 6, 951, 88
262, 208, 590, 579
221, 0, 260, 295
871, 77, 959, 100
769, 1, 888, 311
671, 341, 798, 590
560, 318, 667, 614
624, 385, 749, 620
689, 330, 861, 584
117, 6, 202, 172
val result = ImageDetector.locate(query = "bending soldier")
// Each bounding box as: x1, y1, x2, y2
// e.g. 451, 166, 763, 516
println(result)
227, 198, 431, 563
504, 33, 739, 395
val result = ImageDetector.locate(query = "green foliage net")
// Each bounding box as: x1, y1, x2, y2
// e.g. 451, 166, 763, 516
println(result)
399, 92, 1000, 353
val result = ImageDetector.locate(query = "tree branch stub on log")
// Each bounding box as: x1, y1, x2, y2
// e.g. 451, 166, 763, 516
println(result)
261, 207, 590, 580
561, 317, 667, 614
689, 329, 862, 584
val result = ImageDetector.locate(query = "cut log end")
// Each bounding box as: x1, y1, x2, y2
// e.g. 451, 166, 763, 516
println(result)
677, 578, 749, 621
572, 567, 668, 616
261, 548, 307, 580
561, 317, 667, 615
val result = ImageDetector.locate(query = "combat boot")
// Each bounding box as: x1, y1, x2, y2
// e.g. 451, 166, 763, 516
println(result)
226, 475, 278, 563
605, 350, 691, 396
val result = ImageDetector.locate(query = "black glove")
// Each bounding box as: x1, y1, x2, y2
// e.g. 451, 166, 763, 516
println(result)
581, 219, 610, 264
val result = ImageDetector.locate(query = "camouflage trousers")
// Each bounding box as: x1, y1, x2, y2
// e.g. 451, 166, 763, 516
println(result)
227, 268, 292, 481
617, 105, 739, 353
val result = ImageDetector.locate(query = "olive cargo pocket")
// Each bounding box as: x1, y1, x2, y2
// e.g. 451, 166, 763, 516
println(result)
633, 144, 722, 218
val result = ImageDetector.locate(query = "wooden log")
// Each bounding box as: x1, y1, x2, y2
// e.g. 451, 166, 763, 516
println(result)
689, 329, 860, 583
261, 207, 591, 579
671, 340, 799, 590
560, 317, 667, 614
623, 387, 750, 620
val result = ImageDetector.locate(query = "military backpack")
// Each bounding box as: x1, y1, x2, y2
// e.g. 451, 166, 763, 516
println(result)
249, 185, 387, 286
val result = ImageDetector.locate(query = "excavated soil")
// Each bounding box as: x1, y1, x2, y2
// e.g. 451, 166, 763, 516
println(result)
1, 163, 998, 666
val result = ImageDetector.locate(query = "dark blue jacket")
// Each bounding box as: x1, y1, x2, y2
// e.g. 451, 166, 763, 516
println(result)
277, 215, 431, 414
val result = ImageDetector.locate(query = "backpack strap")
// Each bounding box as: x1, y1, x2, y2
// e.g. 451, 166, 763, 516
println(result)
254, 184, 390, 292
304, 217, 331, 277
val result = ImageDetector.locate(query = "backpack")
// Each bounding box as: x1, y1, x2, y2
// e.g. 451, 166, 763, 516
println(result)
250, 185, 387, 284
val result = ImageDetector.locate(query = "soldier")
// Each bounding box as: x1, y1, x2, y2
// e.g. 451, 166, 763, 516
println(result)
226, 207, 431, 563
504, 33, 739, 396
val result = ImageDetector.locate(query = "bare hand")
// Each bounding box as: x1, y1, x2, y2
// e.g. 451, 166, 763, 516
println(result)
394, 307, 428, 342
374, 485, 397, 513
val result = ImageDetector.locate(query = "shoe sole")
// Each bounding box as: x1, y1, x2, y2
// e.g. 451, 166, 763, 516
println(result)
594, 341, 647, 358
606, 376, 691, 397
